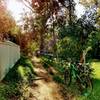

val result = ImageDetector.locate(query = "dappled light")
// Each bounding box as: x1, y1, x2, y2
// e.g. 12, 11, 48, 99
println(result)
92, 62, 100, 79
0, 0, 100, 100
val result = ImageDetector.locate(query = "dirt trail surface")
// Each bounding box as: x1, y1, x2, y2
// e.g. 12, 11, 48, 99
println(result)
26, 57, 76, 100
28, 57, 64, 100
29, 79, 63, 100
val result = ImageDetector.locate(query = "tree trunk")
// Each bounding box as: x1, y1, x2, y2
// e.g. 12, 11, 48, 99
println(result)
80, 52, 85, 64
40, 29, 45, 54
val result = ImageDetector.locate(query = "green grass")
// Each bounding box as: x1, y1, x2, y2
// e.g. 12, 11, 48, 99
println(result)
41, 57, 100, 100
0, 56, 36, 100
77, 60, 100, 100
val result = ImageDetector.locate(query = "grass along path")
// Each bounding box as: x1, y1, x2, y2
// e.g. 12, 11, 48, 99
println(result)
28, 58, 100, 100
31, 57, 100, 100
77, 60, 100, 100
1, 56, 100, 100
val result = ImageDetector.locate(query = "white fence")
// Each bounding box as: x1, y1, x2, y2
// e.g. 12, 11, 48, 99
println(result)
0, 41, 20, 81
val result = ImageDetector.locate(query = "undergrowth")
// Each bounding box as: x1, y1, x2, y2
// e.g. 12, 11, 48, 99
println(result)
41, 56, 65, 84
0, 55, 36, 100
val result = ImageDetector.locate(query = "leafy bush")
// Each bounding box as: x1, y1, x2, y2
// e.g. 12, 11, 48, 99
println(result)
42, 56, 66, 74
0, 56, 36, 100
4, 56, 36, 83
41, 56, 54, 69
57, 36, 82, 62
0, 83, 21, 100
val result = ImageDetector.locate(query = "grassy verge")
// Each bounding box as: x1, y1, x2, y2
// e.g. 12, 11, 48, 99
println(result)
77, 60, 100, 100
42, 57, 100, 100
0, 56, 35, 100
41, 57, 65, 83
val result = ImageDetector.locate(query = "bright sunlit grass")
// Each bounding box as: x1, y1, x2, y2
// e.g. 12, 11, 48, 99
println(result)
77, 60, 100, 100
91, 61, 100, 79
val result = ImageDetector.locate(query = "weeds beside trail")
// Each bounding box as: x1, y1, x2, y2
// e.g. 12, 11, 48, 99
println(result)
0, 56, 70, 100
30, 57, 64, 100
1, 56, 99, 100
30, 56, 77, 100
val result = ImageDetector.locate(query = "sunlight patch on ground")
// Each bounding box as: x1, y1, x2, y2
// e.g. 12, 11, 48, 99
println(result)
34, 67, 47, 74
32, 56, 41, 63
91, 61, 100, 79
29, 80, 63, 100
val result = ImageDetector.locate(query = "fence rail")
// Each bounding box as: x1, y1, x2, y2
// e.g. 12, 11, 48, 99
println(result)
0, 41, 20, 81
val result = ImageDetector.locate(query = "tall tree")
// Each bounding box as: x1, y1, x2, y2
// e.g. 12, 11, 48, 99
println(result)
20, 0, 76, 53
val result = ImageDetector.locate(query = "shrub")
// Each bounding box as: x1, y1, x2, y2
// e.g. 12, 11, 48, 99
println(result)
4, 56, 36, 83
0, 83, 21, 100
53, 75, 64, 84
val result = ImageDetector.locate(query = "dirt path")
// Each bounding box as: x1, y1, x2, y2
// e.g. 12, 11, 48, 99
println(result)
25, 57, 76, 100
28, 57, 64, 100
29, 79, 63, 100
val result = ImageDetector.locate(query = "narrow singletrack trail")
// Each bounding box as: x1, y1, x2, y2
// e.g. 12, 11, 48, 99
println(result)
27, 57, 75, 100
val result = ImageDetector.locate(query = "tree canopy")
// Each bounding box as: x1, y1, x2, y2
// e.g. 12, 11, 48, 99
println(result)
0, 1, 16, 34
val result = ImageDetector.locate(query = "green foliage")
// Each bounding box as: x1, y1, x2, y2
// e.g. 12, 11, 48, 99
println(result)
0, 83, 21, 100
29, 42, 39, 52
52, 59, 66, 74
4, 56, 36, 83
24, 41, 39, 57
58, 24, 82, 39
42, 56, 67, 84
57, 23, 84, 61
85, 30, 100, 59
41, 56, 54, 69
77, 61, 100, 100
57, 36, 82, 61
53, 75, 64, 84
0, 56, 36, 100
57, 21, 100, 61
42, 56, 66, 74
